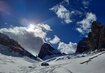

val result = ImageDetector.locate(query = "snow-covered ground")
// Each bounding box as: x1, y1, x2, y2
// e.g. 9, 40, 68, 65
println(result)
0, 53, 38, 73
0, 50, 105, 73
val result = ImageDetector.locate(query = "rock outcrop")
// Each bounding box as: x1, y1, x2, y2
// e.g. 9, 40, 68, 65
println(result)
76, 21, 105, 53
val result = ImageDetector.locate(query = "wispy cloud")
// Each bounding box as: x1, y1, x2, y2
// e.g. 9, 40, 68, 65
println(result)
77, 12, 97, 34
50, 0, 93, 24
50, 5, 72, 24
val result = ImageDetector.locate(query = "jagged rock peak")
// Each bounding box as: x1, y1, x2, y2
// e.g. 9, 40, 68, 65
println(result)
38, 43, 62, 59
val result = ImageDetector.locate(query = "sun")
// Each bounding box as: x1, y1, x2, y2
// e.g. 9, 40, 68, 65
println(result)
27, 23, 35, 32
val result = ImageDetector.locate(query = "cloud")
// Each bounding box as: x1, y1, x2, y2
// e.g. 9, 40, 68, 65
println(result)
77, 12, 97, 34
45, 34, 77, 54
50, 5, 72, 24
50, 0, 93, 24
27, 24, 52, 39
0, 23, 52, 56
76, 27, 84, 33
49, 35, 60, 44
58, 42, 77, 54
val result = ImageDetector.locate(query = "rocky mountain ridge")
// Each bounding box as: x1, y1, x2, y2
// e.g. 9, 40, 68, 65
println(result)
76, 21, 105, 53
38, 43, 62, 60
0, 33, 37, 59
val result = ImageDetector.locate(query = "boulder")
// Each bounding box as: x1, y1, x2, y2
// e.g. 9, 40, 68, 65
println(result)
41, 62, 49, 66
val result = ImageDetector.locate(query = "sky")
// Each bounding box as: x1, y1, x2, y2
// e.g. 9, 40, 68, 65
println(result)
0, 0, 104, 55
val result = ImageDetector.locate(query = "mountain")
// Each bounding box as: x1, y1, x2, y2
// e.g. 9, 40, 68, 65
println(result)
76, 21, 105, 53
38, 43, 62, 59
0, 33, 37, 59
0, 32, 62, 60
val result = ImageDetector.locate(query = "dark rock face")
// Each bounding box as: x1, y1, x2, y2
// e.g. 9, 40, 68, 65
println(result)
0, 33, 24, 55
0, 33, 36, 59
38, 43, 62, 59
76, 21, 105, 53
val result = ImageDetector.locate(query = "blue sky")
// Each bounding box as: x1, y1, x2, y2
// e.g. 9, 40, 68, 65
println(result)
0, 0, 104, 54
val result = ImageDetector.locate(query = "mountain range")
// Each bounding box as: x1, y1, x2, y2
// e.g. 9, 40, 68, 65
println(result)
0, 21, 105, 73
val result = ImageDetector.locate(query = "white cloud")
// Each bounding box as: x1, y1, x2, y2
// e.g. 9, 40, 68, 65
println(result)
50, 5, 72, 24
76, 28, 84, 33
0, 23, 52, 56
49, 35, 60, 44
58, 42, 77, 54
77, 12, 97, 34
27, 24, 52, 39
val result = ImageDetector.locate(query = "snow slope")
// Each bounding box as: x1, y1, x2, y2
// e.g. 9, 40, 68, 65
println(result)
30, 51, 105, 73
0, 54, 31, 73
0, 47, 105, 73
0, 45, 39, 73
